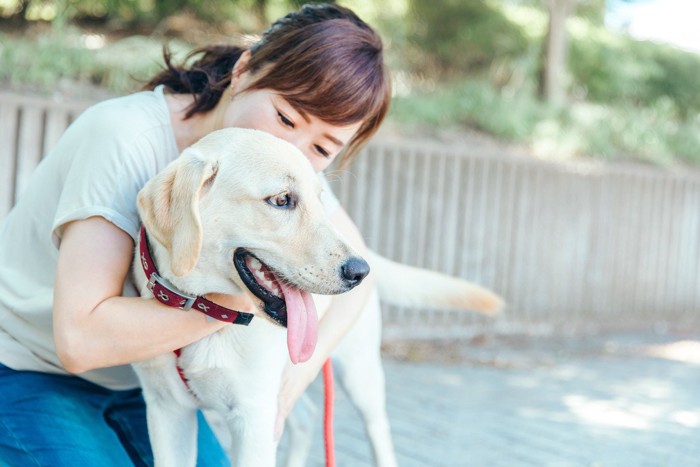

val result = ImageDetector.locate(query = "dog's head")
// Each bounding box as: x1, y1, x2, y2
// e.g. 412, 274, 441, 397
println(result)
137, 128, 369, 363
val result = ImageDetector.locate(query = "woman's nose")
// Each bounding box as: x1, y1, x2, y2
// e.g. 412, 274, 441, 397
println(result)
278, 134, 315, 160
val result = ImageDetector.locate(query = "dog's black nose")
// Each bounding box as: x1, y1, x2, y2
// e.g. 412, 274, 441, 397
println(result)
341, 257, 370, 287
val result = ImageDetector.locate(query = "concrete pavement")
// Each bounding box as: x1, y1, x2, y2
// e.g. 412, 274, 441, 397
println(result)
282, 330, 700, 466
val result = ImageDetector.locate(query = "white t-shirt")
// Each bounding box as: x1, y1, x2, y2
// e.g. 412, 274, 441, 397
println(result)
0, 85, 340, 390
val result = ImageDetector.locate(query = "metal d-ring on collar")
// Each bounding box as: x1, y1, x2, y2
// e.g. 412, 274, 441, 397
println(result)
138, 225, 254, 326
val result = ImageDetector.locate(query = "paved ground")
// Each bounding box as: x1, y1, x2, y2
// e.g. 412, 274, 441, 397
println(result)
280, 329, 700, 466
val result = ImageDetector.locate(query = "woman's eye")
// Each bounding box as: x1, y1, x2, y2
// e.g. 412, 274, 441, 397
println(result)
267, 193, 296, 209
277, 111, 295, 128
314, 145, 330, 158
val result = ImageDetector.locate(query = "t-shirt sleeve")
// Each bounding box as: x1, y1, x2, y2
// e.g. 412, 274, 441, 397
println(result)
318, 172, 341, 216
50, 109, 156, 247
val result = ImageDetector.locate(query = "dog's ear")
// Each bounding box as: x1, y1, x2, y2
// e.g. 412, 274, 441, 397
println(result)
137, 149, 219, 276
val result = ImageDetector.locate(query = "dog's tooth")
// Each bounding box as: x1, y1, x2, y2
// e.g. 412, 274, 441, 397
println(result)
264, 280, 273, 289
250, 257, 262, 270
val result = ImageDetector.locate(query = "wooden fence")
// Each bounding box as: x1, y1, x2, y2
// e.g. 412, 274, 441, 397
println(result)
0, 93, 87, 219
2, 92, 699, 338
335, 143, 700, 337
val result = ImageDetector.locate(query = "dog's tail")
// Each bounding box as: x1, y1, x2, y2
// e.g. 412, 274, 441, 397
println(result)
368, 251, 504, 315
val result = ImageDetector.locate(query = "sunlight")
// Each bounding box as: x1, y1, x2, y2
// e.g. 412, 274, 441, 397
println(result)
81, 34, 106, 50
672, 411, 700, 428
391, 70, 413, 98
25, 2, 56, 21
645, 340, 700, 365
608, 0, 700, 54
436, 373, 463, 387
0, 0, 18, 11
564, 395, 654, 430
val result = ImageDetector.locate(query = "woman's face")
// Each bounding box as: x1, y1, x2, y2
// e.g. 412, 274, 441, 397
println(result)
221, 86, 361, 173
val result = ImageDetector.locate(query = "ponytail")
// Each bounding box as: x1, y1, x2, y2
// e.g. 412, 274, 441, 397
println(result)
142, 45, 245, 119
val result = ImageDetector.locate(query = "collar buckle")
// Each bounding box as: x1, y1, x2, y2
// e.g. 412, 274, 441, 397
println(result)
147, 271, 197, 310
139, 224, 252, 324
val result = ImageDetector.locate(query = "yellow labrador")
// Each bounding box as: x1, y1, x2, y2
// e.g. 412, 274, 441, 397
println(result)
132, 127, 503, 467
132, 128, 370, 467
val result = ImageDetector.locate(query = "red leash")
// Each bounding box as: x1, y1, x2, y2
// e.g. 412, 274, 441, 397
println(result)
322, 358, 336, 467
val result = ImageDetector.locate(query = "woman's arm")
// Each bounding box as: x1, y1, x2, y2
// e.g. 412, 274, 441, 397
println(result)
53, 216, 251, 374
275, 205, 374, 437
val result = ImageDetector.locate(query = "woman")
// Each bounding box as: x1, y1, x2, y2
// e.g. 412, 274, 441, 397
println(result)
0, 3, 390, 465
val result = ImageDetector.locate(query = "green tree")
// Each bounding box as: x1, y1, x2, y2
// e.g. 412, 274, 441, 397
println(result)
403, 0, 528, 78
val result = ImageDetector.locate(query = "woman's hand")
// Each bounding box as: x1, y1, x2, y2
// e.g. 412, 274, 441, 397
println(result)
205, 292, 257, 314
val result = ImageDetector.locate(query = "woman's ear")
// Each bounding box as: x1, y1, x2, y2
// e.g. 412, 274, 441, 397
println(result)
229, 50, 252, 93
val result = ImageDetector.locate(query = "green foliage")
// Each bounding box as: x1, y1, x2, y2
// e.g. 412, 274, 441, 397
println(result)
574, 0, 606, 24
1, 0, 699, 166
391, 79, 550, 140
0, 29, 188, 93
402, 0, 529, 77
645, 46, 700, 120
455, 81, 547, 140
91, 35, 190, 92
0, 29, 96, 89
557, 100, 695, 165
0, 0, 335, 27
390, 79, 700, 166
2, 0, 264, 27
568, 21, 700, 120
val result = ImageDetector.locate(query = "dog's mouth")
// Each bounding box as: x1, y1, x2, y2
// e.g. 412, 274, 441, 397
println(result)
234, 249, 287, 326
233, 248, 318, 364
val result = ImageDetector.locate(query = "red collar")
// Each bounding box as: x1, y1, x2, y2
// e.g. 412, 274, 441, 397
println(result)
138, 225, 254, 326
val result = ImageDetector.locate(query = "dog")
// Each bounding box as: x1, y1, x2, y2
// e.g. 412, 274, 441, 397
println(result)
132, 127, 372, 467
132, 127, 503, 467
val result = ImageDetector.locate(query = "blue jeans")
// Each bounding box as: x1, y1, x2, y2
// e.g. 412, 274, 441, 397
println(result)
0, 364, 229, 466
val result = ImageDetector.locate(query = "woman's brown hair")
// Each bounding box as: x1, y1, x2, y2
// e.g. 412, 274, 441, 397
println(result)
143, 3, 391, 165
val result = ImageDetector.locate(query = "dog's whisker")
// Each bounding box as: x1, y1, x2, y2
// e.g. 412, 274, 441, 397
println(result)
324, 168, 355, 183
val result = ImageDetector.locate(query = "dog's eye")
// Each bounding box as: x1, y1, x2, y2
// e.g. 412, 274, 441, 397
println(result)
267, 193, 296, 209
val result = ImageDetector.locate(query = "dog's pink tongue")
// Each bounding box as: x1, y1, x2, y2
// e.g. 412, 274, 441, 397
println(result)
279, 281, 318, 364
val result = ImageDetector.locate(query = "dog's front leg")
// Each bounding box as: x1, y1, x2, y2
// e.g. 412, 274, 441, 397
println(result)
225, 403, 278, 467
145, 401, 199, 467
133, 354, 200, 467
